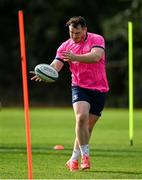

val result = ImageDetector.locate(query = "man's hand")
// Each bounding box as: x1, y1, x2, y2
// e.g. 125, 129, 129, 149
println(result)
62, 51, 76, 62
29, 71, 42, 82
62, 47, 104, 64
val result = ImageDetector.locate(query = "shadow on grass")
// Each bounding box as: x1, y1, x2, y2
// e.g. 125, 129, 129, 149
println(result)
84, 170, 142, 176
0, 146, 141, 157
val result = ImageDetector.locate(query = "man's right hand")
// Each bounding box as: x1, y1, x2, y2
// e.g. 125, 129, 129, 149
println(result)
30, 71, 42, 82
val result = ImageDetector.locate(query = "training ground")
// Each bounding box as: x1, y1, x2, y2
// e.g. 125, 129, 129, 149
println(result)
0, 108, 142, 179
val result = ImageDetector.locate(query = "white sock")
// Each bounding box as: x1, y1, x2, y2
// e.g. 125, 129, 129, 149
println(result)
70, 149, 81, 161
80, 144, 89, 156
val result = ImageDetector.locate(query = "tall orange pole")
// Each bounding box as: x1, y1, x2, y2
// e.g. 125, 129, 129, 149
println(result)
18, 10, 33, 179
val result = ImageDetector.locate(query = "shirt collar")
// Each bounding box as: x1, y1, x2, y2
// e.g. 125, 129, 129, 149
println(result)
84, 32, 88, 41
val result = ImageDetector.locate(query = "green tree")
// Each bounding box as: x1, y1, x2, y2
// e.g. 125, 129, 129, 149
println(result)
0, 0, 141, 107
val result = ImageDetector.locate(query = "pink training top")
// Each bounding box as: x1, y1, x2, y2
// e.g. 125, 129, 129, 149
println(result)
55, 32, 109, 92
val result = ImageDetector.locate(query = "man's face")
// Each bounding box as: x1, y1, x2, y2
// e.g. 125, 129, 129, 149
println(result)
69, 24, 87, 43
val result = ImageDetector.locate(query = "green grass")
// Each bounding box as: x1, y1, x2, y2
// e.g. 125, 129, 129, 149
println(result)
0, 108, 142, 179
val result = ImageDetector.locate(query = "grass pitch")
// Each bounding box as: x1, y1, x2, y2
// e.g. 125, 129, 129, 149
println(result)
0, 108, 142, 179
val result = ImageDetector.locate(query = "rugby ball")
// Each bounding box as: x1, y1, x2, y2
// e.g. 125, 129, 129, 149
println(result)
34, 64, 58, 82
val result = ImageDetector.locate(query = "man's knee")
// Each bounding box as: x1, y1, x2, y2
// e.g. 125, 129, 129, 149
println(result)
76, 113, 88, 126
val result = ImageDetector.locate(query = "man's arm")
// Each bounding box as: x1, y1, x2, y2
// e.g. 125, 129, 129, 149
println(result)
62, 47, 104, 63
50, 59, 64, 72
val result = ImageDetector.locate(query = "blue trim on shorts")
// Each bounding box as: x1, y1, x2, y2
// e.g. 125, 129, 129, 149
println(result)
72, 86, 107, 116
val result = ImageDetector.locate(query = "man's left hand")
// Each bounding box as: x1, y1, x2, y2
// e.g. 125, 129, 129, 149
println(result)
62, 51, 76, 62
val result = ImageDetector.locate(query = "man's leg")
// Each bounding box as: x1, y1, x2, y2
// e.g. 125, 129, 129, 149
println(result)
73, 101, 90, 147
73, 102, 100, 169
73, 101, 90, 170
70, 113, 99, 161
66, 101, 90, 171
66, 101, 100, 170
88, 113, 99, 135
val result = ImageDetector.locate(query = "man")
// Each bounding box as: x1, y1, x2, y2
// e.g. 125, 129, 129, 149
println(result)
31, 16, 109, 171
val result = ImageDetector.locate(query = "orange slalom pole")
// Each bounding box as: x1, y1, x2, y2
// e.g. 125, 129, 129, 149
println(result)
18, 10, 33, 179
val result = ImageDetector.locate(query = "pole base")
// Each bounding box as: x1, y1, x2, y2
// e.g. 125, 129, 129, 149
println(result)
130, 139, 133, 146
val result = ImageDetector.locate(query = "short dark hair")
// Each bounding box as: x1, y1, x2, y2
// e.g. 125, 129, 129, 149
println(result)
66, 16, 86, 28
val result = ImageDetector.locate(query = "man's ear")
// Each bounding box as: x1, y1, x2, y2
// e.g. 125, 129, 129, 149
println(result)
84, 27, 87, 35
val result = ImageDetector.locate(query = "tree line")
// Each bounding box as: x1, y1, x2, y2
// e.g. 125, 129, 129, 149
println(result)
0, 0, 142, 107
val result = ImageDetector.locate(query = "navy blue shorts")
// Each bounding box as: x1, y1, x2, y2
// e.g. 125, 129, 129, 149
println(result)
72, 86, 107, 116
